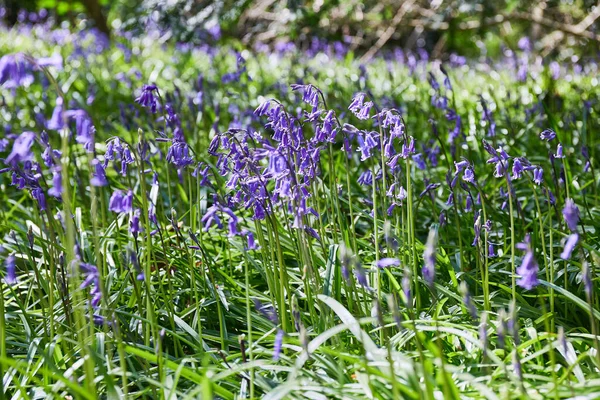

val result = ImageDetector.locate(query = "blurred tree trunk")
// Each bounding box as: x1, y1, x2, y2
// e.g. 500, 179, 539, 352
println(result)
80, 0, 111, 38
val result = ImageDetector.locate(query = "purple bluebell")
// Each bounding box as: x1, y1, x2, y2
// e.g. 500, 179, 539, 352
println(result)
128, 247, 144, 281
5, 131, 35, 166
533, 168, 543, 185
560, 233, 579, 260
166, 141, 194, 168
354, 263, 371, 290
539, 129, 556, 141
5, 254, 17, 285
67, 110, 95, 152
357, 170, 373, 186
463, 167, 475, 183
376, 258, 400, 268
516, 234, 539, 290
47, 97, 65, 131
109, 190, 133, 213
273, 329, 284, 361
400, 136, 415, 159
554, 143, 564, 159
0, 53, 33, 88
472, 212, 482, 246
348, 93, 373, 120
512, 158, 525, 179
245, 230, 258, 250
135, 84, 159, 113
253, 298, 279, 324
30, 186, 47, 211
129, 209, 143, 238
488, 243, 496, 258
562, 198, 580, 232
291, 84, 320, 109
79, 261, 101, 308
422, 228, 437, 286
90, 160, 108, 187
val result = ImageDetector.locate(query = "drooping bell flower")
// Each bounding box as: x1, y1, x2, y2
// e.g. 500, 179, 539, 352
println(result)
560, 233, 579, 260
516, 234, 539, 290
562, 198, 579, 232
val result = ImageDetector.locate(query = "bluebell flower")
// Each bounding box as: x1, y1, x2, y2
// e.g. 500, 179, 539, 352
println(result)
0, 53, 33, 88
533, 167, 543, 185
554, 143, 564, 159
135, 84, 159, 113
562, 198, 580, 232
253, 298, 279, 324
560, 233, 579, 260
5, 131, 36, 166
31, 187, 47, 211
539, 129, 556, 141
273, 329, 284, 361
516, 234, 539, 290
376, 258, 400, 268
357, 170, 373, 186
90, 159, 108, 187
512, 159, 525, 179
413, 153, 426, 170
422, 228, 437, 287
488, 243, 496, 258
79, 261, 101, 308
463, 167, 475, 183
5, 254, 17, 285
130, 209, 143, 238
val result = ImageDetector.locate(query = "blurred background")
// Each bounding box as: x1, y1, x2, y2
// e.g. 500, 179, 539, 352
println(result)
1, 0, 600, 61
